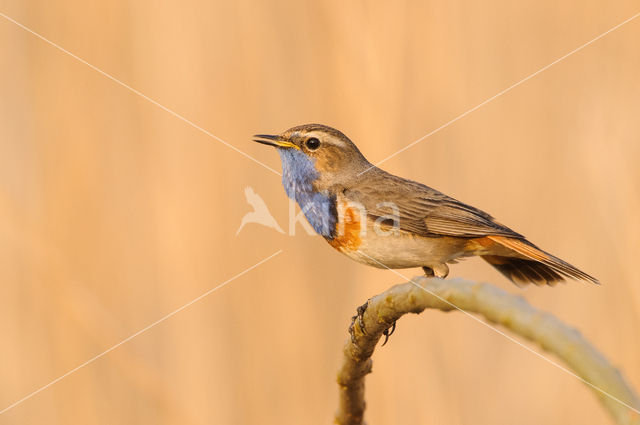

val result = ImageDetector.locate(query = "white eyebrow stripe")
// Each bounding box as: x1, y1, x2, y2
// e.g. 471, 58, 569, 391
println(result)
326, 139, 346, 147
308, 133, 346, 148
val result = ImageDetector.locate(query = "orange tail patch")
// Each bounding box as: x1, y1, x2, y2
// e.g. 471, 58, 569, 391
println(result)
481, 236, 599, 286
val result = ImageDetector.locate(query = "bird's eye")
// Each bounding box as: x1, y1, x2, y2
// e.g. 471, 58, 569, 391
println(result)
305, 137, 320, 150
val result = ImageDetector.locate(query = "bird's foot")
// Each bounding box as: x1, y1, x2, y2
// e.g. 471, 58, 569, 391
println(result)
423, 264, 449, 278
349, 300, 370, 343
381, 321, 397, 346
349, 300, 398, 346
422, 266, 435, 277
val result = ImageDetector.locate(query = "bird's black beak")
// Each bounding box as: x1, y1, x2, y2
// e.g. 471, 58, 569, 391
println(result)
253, 134, 299, 149
253, 134, 280, 147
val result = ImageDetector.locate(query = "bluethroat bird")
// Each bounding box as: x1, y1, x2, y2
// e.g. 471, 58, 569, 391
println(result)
253, 124, 598, 284
254, 124, 598, 286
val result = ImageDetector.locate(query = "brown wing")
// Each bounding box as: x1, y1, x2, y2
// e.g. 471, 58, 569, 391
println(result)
341, 171, 599, 285
343, 171, 524, 239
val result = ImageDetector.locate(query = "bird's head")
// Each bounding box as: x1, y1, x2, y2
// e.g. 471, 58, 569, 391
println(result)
253, 124, 371, 194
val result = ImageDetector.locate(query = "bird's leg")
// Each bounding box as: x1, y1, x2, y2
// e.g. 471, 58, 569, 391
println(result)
422, 266, 435, 277
349, 300, 370, 343
378, 265, 446, 347
381, 321, 396, 346
423, 264, 449, 278
352, 263, 450, 346
349, 300, 398, 347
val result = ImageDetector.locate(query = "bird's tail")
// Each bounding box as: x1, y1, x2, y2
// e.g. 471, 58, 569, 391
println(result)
481, 236, 599, 286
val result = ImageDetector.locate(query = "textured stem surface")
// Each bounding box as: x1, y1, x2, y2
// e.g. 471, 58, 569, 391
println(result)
335, 277, 640, 425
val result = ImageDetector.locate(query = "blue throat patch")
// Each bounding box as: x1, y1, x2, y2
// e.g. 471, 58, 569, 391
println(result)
277, 148, 336, 238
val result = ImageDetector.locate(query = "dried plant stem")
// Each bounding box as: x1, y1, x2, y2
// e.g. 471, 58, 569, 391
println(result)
335, 277, 640, 425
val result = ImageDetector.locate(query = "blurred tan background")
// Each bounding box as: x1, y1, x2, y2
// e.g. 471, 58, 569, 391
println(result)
1, 1, 639, 424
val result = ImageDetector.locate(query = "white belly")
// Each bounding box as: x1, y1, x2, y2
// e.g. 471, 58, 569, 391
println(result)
326, 197, 469, 269
340, 228, 466, 269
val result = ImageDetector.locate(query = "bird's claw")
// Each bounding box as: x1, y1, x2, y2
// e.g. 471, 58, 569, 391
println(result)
349, 300, 397, 346
349, 301, 370, 343
356, 302, 368, 335
381, 321, 396, 346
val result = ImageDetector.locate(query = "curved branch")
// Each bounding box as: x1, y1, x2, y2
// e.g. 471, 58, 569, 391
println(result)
335, 277, 640, 425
